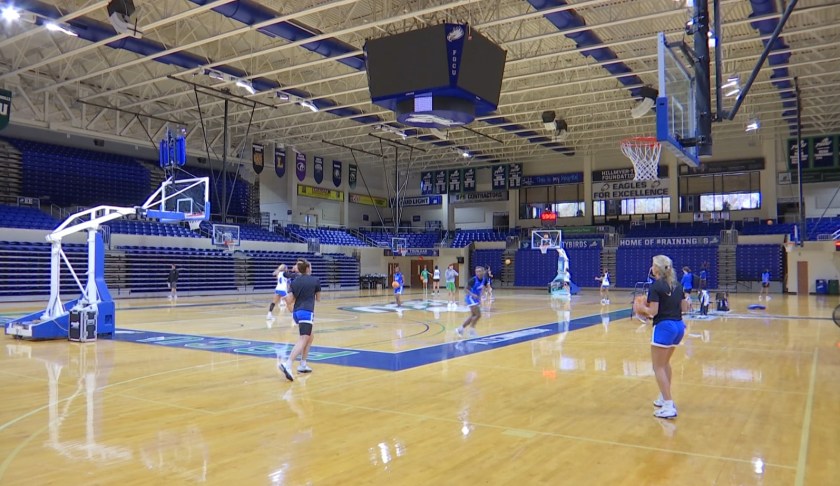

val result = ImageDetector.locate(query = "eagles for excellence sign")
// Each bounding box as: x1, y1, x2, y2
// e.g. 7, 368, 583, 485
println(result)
592, 179, 669, 201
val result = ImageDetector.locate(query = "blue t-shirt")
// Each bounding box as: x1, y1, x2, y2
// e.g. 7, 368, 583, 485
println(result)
289, 275, 321, 312
762, 271, 770, 284
681, 272, 693, 290
467, 276, 484, 297
394, 272, 404, 289
700, 269, 708, 280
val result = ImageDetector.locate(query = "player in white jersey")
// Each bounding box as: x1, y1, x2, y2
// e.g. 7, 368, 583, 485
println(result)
267, 264, 293, 321
432, 265, 441, 295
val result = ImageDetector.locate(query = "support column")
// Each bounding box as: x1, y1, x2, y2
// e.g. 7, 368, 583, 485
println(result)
583, 154, 594, 224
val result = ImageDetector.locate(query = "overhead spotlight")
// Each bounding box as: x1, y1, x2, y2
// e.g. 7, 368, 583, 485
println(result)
2, 5, 21, 21
45, 22, 77, 37
299, 100, 318, 112
374, 124, 407, 140
452, 147, 472, 159
541, 110, 557, 131
722, 74, 741, 97
203, 68, 225, 81
235, 78, 256, 95
555, 119, 569, 142
631, 86, 658, 119
745, 117, 760, 132
107, 0, 142, 38
429, 128, 448, 141
275, 91, 290, 101
707, 30, 716, 48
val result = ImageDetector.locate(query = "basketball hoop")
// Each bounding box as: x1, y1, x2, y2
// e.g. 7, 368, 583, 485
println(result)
539, 245, 549, 255
398, 247, 407, 257
223, 238, 235, 253
620, 137, 662, 181
784, 241, 796, 253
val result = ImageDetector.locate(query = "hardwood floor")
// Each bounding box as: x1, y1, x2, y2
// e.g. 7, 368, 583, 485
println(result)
1, 290, 838, 485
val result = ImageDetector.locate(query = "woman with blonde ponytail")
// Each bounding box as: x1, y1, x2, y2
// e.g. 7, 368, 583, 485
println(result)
634, 254, 689, 419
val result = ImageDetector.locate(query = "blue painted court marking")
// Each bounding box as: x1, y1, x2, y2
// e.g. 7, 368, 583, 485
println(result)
113, 308, 633, 371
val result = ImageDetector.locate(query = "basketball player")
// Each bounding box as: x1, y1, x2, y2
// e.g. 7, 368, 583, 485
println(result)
432, 265, 441, 295
167, 264, 179, 301
681, 266, 693, 300
267, 264, 294, 321
278, 260, 321, 381
635, 255, 689, 419
420, 266, 430, 294
455, 266, 485, 338
483, 266, 494, 302
596, 268, 610, 304
445, 264, 459, 308
393, 265, 404, 307
699, 262, 709, 291
759, 268, 771, 300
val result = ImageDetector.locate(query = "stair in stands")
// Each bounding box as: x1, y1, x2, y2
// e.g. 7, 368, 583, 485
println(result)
717, 245, 737, 292
0, 140, 23, 205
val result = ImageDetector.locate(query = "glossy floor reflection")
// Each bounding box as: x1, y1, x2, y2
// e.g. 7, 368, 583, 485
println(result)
1, 290, 838, 485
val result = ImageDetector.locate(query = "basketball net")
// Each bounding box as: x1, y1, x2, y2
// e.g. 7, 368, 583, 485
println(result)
783, 241, 795, 253
224, 238, 235, 253
539, 244, 549, 255
398, 247, 407, 257
620, 137, 662, 181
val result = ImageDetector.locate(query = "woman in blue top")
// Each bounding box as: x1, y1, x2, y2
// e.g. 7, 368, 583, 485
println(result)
760, 269, 771, 301
393, 265, 404, 307
680, 266, 693, 299
636, 255, 690, 419
455, 266, 485, 339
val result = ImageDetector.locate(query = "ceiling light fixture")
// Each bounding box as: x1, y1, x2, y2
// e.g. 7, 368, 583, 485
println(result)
745, 117, 760, 132
299, 100, 318, 112
235, 78, 256, 95
45, 22, 77, 36
2, 5, 21, 21
631, 86, 658, 119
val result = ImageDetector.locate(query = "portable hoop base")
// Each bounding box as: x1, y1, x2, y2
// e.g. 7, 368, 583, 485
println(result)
620, 137, 662, 181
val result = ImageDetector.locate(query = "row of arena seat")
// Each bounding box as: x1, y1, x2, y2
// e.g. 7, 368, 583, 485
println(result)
362, 231, 439, 248
514, 247, 602, 288
616, 246, 719, 288
470, 249, 503, 276
108, 220, 201, 238
736, 244, 783, 281
0, 204, 58, 230
451, 229, 517, 248
287, 225, 368, 246
0, 242, 88, 297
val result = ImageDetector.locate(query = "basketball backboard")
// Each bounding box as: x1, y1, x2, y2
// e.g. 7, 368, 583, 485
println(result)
212, 224, 240, 250
531, 229, 562, 251
391, 237, 407, 256
144, 176, 210, 223
656, 32, 700, 167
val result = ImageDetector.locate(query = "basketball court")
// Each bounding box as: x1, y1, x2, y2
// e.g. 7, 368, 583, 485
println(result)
1, 290, 838, 484
1, 0, 840, 484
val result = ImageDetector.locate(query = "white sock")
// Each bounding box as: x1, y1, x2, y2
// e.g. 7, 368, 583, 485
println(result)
663, 400, 674, 408
300, 360, 307, 367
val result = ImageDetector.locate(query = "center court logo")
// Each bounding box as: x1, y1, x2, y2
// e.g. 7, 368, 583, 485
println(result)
339, 299, 456, 313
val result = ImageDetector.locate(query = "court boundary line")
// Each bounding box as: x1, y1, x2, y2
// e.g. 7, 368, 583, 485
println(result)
794, 345, 819, 485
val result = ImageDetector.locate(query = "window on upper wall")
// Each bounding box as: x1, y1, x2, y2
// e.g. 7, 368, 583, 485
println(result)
519, 184, 585, 219
593, 198, 669, 216
679, 171, 761, 212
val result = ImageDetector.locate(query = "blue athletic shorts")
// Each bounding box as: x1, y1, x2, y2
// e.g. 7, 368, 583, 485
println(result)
652, 320, 685, 348
275, 290, 287, 296
293, 310, 314, 325
465, 295, 479, 307
394, 286, 403, 295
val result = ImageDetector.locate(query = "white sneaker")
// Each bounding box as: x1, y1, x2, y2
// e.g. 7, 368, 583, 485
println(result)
455, 327, 464, 338
266, 312, 274, 320
766, 296, 772, 301
758, 295, 763, 301
297, 364, 313, 373
278, 361, 294, 382
467, 328, 478, 338
654, 405, 677, 419
600, 299, 606, 305
605, 299, 610, 305
653, 396, 665, 407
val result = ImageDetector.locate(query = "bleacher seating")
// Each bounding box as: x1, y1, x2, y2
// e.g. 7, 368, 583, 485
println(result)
120, 246, 237, 293
625, 222, 725, 238
363, 231, 439, 248
9, 138, 150, 207
107, 220, 200, 238
287, 225, 368, 246
736, 244, 783, 281
0, 241, 86, 297
199, 222, 291, 243
471, 249, 503, 275
805, 217, 840, 239
452, 229, 515, 248
737, 222, 795, 236
616, 246, 718, 288
0, 204, 58, 230
514, 247, 601, 288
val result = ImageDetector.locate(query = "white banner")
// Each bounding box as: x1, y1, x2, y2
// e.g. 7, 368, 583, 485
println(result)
592, 178, 669, 200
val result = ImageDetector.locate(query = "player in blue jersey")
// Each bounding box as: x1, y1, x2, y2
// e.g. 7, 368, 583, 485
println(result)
393, 265, 404, 307
760, 268, 771, 301
455, 266, 485, 338
680, 266, 693, 299
279, 259, 321, 381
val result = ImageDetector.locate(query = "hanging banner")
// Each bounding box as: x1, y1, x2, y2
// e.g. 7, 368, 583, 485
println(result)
297, 184, 344, 201
349, 163, 358, 189
563, 239, 603, 249
448, 168, 462, 193
0, 89, 10, 130
420, 171, 434, 195
521, 172, 584, 187
679, 158, 764, 175
492, 165, 507, 190
812, 136, 837, 168
313, 156, 324, 184
390, 195, 443, 207
332, 160, 342, 187
295, 152, 306, 181
508, 163, 522, 189
450, 190, 508, 204
251, 143, 264, 174
593, 179, 670, 200
619, 236, 720, 247
593, 166, 668, 182
274, 146, 286, 178
349, 193, 388, 207
463, 167, 477, 192
787, 139, 809, 169
433, 170, 447, 194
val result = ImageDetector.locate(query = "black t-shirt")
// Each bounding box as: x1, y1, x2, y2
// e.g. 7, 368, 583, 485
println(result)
647, 279, 684, 325
289, 275, 321, 312
168, 268, 179, 282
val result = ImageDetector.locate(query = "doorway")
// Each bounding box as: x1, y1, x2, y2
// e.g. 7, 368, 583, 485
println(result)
796, 261, 808, 295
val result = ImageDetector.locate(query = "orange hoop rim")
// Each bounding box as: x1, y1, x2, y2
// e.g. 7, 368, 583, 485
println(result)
620, 136, 660, 148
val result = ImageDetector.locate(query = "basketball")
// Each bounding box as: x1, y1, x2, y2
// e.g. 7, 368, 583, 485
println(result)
633, 294, 651, 318
392, 281, 400, 289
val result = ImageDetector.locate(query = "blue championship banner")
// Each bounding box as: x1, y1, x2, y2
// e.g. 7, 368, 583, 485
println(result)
434, 170, 447, 194
492, 165, 507, 190
295, 152, 306, 182
448, 168, 462, 193
420, 171, 434, 195
251, 143, 264, 174
463, 167, 476, 192
348, 163, 357, 188
332, 160, 342, 187
314, 156, 324, 184
508, 163, 522, 189
274, 146, 286, 178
